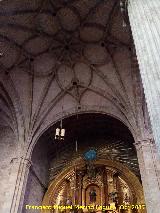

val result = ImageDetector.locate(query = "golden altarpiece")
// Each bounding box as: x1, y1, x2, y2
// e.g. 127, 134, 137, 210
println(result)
42, 150, 146, 213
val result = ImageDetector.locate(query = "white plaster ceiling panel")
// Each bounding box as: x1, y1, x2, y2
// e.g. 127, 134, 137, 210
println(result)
79, 0, 116, 42
0, 114, 9, 127
97, 63, 127, 102
80, 90, 124, 118
0, 98, 10, 118
110, 10, 131, 45
86, 0, 115, 26
50, 39, 62, 50
69, 87, 84, 101
91, 71, 116, 97
80, 25, 104, 42
0, 99, 12, 127
0, 0, 41, 12
112, 49, 136, 118
71, 0, 98, 18
0, 27, 33, 45
49, 0, 72, 9
41, 94, 77, 126
45, 31, 83, 63
74, 62, 92, 86
31, 77, 65, 137
32, 76, 53, 118
10, 68, 32, 134
84, 44, 110, 64
0, 14, 37, 28
57, 64, 74, 89
0, 127, 16, 162
24, 36, 52, 55
37, 14, 60, 35
113, 48, 135, 109
0, 109, 13, 130
33, 53, 56, 76
57, 7, 80, 31
38, 79, 61, 117
77, 90, 102, 106
0, 40, 19, 68
61, 93, 78, 110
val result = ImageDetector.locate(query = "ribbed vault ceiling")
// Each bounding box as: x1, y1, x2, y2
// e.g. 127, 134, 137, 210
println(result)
0, 0, 130, 72
0, 0, 150, 155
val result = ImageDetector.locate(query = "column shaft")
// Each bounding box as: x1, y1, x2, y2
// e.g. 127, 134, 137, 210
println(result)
10, 158, 31, 213
128, 0, 160, 157
135, 139, 160, 213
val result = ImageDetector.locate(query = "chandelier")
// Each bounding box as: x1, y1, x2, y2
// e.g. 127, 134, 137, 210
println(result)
55, 118, 65, 141
120, 0, 128, 27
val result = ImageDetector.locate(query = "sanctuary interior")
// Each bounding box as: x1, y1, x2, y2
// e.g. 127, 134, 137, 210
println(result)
24, 114, 145, 213
0, 0, 160, 213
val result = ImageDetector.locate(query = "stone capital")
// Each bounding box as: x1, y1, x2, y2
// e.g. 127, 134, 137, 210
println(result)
134, 137, 155, 150
10, 157, 21, 165
21, 157, 32, 168
10, 157, 32, 168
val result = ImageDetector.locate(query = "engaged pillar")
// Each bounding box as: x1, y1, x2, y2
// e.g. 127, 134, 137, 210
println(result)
10, 158, 32, 213
135, 139, 160, 213
128, 0, 160, 157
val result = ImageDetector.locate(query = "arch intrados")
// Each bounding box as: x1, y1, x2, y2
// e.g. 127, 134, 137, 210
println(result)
26, 109, 137, 160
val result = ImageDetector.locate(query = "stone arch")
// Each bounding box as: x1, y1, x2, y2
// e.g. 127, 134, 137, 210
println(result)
21, 110, 140, 213
25, 107, 138, 160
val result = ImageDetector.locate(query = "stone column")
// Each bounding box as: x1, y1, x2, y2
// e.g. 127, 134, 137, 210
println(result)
128, 0, 160, 157
1, 158, 20, 213
10, 157, 32, 213
135, 139, 160, 213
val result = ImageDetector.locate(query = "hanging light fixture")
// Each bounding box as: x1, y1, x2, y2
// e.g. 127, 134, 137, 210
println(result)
55, 120, 65, 141
55, 108, 65, 141
55, 128, 65, 140
120, 0, 128, 28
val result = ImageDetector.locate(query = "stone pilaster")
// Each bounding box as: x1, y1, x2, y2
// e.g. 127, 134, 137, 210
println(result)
135, 138, 160, 213
1, 157, 20, 213
10, 157, 32, 213
128, 0, 160, 157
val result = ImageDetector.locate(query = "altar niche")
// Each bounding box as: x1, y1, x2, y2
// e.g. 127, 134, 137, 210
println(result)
86, 185, 100, 205
76, 165, 133, 209
42, 159, 146, 213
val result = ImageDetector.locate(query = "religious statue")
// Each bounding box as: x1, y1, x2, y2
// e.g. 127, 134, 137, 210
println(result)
89, 188, 97, 203
124, 193, 130, 204
66, 197, 72, 205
